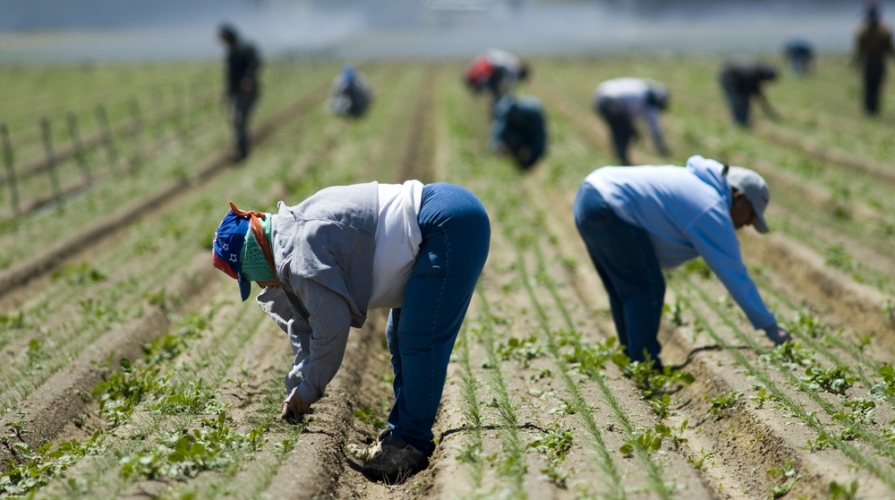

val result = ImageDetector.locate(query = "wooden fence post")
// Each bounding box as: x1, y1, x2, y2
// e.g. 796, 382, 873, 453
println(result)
0, 124, 21, 217
66, 112, 92, 186
95, 105, 118, 170
40, 117, 63, 207
128, 98, 143, 170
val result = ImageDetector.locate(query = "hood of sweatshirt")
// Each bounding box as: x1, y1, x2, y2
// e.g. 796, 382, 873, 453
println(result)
685, 155, 732, 208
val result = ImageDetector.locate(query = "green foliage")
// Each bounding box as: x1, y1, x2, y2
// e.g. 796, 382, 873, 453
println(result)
870, 364, 895, 398
829, 479, 859, 500
496, 335, 543, 367
784, 310, 831, 339
654, 420, 688, 450
707, 391, 743, 419
758, 341, 815, 371
619, 427, 663, 457
528, 426, 574, 487
617, 357, 695, 400
663, 299, 687, 327
51, 262, 106, 285
835, 398, 876, 426
682, 258, 713, 279
353, 406, 385, 428
749, 387, 778, 409
823, 243, 859, 273
801, 365, 854, 395
0, 430, 105, 496
767, 460, 800, 499
119, 412, 264, 480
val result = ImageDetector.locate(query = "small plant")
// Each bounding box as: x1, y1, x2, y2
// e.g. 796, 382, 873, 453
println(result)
801, 365, 854, 395
619, 427, 663, 457
871, 364, 895, 398
682, 258, 713, 279
51, 262, 106, 285
0, 431, 105, 496
654, 420, 688, 450
767, 460, 800, 499
835, 398, 876, 426
749, 387, 777, 409
707, 391, 743, 419
663, 299, 687, 327
528, 425, 573, 488
759, 341, 815, 371
784, 310, 831, 339
353, 406, 385, 428
823, 243, 859, 273
497, 335, 543, 367
829, 479, 859, 500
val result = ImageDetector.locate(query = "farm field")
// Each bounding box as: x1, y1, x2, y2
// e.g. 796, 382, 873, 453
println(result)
1, 55, 895, 500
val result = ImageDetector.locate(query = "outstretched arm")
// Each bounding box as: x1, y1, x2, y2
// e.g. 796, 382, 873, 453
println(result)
644, 108, 669, 156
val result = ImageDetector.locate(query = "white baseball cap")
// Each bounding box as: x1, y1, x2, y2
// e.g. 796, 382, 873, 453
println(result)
726, 167, 770, 233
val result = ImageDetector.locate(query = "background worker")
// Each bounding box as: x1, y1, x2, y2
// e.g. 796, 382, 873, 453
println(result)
489, 93, 548, 170
464, 49, 531, 104
218, 24, 261, 160
573, 155, 791, 365
328, 64, 373, 118
783, 38, 815, 76
593, 77, 670, 166
212, 180, 490, 483
718, 60, 779, 126
854, 1, 895, 115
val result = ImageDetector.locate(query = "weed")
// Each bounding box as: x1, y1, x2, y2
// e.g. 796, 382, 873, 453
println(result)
663, 299, 687, 327
617, 357, 695, 400
801, 366, 854, 395
829, 479, 860, 500
749, 387, 778, 409
548, 400, 576, 417
655, 420, 688, 450
119, 411, 264, 480
767, 460, 800, 499
528, 425, 573, 488
834, 398, 876, 426
527, 368, 553, 384
353, 406, 386, 428
870, 364, 895, 398
707, 391, 743, 419
784, 310, 831, 339
619, 428, 663, 457
823, 243, 859, 273
682, 258, 713, 279
0, 431, 105, 496
758, 341, 815, 371
51, 262, 106, 285
497, 335, 543, 367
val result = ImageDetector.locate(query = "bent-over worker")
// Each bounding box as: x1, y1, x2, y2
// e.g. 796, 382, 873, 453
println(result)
573, 155, 791, 365
490, 93, 547, 170
594, 77, 670, 165
719, 61, 778, 126
212, 181, 490, 483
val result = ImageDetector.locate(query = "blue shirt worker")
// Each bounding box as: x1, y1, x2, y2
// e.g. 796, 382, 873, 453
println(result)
218, 24, 261, 160
594, 78, 670, 165
212, 181, 490, 483
328, 64, 373, 118
573, 155, 791, 365
490, 94, 547, 170
719, 61, 778, 126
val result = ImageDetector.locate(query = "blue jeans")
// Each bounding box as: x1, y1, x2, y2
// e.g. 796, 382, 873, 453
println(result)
385, 183, 490, 453
573, 182, 665, 363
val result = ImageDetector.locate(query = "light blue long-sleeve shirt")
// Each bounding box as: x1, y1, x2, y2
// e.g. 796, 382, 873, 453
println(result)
584, 155, 776, 330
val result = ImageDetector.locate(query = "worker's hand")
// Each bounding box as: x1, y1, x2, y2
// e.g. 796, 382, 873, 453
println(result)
280, 389, 313, 425
763, 325, 792, 345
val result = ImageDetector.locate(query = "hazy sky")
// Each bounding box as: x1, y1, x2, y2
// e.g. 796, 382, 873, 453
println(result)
0, 0, 884, 62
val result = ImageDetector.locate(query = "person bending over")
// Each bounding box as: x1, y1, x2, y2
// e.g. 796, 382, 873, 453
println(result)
212, 180, 490, 483
328, 64, 373, 118
465, 49, 531, 104
573, 155, 790, 365
490, 93, 547, 170
718, 60, 778, 126
594, 77, 670, 165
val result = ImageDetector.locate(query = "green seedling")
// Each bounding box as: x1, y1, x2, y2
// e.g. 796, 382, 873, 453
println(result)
497, 335, 543, 367
870, 364, 895, 398
784, 310, 832, 339
682, 258, 713, 279
527, 368, 553, 384
829, 479, 860, 500
834, 398, 876, 426
119, 411, 264, 480
707, 391, 743, 419
528, 425, 574, 487
767, 460, 800, 499
619, 427, 663, 457
353, 406, 385, 428
51, 262, 106, 285
654, 420, 688, 450
0, 430, 105, 496
548, 400, 575, 417
663, 299, 687, 327
801, 365, 854, 395
648, 394, 672, 419
823, 243, 859, 273
759, 341, 815, 371
617, 356, 695, 400
749, 387, 778, 409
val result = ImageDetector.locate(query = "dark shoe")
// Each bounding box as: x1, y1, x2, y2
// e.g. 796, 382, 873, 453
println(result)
361, 434, 428, 484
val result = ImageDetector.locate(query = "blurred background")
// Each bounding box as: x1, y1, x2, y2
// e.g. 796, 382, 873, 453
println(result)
0, 0, 885, 63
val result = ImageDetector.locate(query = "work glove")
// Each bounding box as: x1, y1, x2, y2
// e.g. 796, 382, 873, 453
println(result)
280, 387, 313, 425
763, 325, 792, 345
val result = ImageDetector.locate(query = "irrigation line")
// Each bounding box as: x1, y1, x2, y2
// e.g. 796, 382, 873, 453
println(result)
672, 276, 895, 490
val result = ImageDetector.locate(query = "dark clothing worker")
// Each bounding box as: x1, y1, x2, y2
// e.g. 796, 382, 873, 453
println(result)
854, 3, 895, 115
219, 24, 261, 160
719, 61, 778, 127
490, 94, 547, 170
